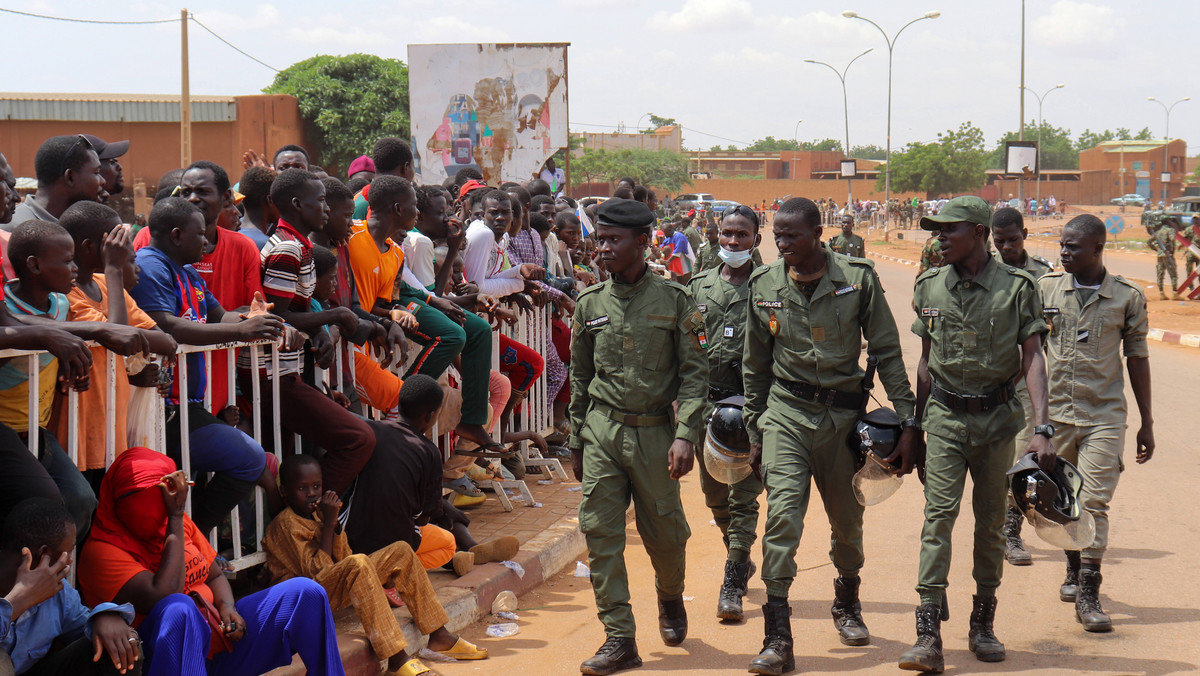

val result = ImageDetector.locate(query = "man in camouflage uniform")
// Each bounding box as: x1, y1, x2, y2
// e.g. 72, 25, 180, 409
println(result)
989, 207, 1054, 566
829, 215, 866, 258
918, 234, 945, 274
1148, 216, 1180, 299
1184, 215, 1200, 291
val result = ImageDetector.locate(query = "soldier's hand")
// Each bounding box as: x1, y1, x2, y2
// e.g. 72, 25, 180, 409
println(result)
570, 447, 584, 482
889, 428, 921, 476
1026, 434, 1057, 472
748, 443, 763, 483
1135, 424, 1155, 464
667, 439, 694, 480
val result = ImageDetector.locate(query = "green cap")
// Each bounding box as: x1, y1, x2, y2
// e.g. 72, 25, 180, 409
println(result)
920, 196, 991, 231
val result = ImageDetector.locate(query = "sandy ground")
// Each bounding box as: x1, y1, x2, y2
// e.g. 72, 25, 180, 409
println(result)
435, 241, 1200, 675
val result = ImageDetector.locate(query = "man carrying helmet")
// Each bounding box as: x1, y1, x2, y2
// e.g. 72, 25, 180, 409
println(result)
687, 204, 764, 624
742, 197, 916, 675
1037, 213, 1154, 633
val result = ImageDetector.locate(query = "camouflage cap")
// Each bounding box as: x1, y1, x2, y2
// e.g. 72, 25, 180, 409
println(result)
920, 196, 992, 231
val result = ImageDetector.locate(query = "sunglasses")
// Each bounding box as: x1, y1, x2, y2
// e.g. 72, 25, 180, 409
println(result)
723, 203, 759, 226
57, 135, 95, 179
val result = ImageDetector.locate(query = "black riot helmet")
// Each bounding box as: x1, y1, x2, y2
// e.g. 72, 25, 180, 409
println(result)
847, 407, 902, 469
704, 396, 751, 485
1007, 454, 1083, 525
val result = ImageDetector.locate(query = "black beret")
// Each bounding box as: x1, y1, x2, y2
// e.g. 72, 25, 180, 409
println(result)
596, 198, 654, 228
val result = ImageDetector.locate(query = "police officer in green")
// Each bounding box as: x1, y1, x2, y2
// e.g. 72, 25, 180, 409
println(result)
743, 197, 918, 675
990, 206, 1054, 566
828, 215, 866, 258
569, 198, 709, 675
687, 204, 765, 623
900, 196, 1054, 673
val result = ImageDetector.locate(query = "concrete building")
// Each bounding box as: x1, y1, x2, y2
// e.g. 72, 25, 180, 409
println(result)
1078, 139, 1188, 202
576, 125, 682, 153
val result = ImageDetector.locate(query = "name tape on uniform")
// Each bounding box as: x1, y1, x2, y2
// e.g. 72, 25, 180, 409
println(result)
586, 315, 610, 329
756, 300, 783, 308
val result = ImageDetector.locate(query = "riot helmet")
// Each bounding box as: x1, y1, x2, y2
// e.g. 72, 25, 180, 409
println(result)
704, 396, 751, 485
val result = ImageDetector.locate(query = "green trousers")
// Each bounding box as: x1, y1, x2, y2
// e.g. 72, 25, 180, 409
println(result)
759, 407, 863, 599
696, 430, 763, 556
916, 432, 1014, 605
404, 299, 491, 426
577, 408, 690, 637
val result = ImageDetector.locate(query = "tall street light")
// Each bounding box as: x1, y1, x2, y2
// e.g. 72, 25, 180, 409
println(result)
792, 120, 803, 181
1018, 83, 1064, 218
1147, 96, 1190, 203
843, 9, 940, 225
805, 48, 873, 212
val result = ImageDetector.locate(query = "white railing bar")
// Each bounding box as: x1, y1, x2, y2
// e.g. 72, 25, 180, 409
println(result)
105, 351, 116, 468
26, 355, 38, 458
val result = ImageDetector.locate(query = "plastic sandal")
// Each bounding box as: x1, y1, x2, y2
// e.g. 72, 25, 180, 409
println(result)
390, 657, 432, 676
442, 476, 483, 497
384, 586, 405, 608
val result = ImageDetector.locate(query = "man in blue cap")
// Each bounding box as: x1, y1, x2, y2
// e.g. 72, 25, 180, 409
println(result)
569, 198, 708, 675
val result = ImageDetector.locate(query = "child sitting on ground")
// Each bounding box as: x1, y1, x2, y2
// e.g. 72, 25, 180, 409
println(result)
263, 454, 487, 676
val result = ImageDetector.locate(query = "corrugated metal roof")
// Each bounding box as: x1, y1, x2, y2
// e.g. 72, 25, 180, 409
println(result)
0, 93, 237, 122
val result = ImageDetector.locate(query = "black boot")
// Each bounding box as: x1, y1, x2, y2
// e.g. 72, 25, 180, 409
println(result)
658, 595, 687, 646
831, 576, 870, 646
967, 594, 1006, 662
1076, 567, 1113, 632
580, 636, 641, 675
1060, 550, 1081, 602
898, 603, 944, 673
749, 598, 794, 675
1003, 505, 1032, 566
716, 559, 755, 622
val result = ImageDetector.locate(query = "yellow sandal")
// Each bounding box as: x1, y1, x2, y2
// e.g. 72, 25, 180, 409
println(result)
438, 637, 489, 660
390, 657, 433, 676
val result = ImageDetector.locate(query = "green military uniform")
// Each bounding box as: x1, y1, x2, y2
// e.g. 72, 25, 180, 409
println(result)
1001, 252, 1055, 457
1149, 222, 1178, 295
1038, 270, 1148, 560
918, 235, 944, 274
569, 268, 709, 638
829, 232, 866, 258
743, 252, 915, 599
683, 225, 703, 267
911, 257, 1046, 604
687, 266, 764, 555
696, 243, 763, 274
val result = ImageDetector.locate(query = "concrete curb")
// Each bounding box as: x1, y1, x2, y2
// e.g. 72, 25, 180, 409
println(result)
870, 252, 918, 267
269, 512, 587, 675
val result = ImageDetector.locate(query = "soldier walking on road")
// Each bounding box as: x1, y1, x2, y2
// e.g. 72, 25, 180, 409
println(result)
900, 196, 1054, 673
990, 206, 1054, 566
1148, 216, 1180, 299
1039, 214, 1154, 633
687, 204, 765, 624
829, 215, 866, 258
742, 198, 918, 675
568, 198, 709, 676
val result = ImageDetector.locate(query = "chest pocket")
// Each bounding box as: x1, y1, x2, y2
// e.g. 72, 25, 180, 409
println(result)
829, 289, 863, 356
589, 319, 622, 371
643, 315, 678, 371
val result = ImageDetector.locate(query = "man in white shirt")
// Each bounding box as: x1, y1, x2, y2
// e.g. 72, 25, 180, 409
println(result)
538, 158, 566, 196
462, 190, 544, 296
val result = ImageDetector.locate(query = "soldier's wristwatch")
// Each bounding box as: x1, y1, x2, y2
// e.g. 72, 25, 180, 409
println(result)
1033, 424, 1056, 439
900, 416, 920, 431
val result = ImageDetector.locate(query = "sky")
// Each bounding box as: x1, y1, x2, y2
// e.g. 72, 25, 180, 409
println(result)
2, 0, 1196, 155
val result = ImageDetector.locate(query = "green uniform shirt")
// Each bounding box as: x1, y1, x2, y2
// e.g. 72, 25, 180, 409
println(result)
687, 265, 759, 395
1150, 224, 1176, 257
696, 242, 721, 273
993, 251, 1053, 279
567, 268, 709, 448
912, 257, 1047, 444
743, 253, 915, 444
829, 232, 865, 258
1185, 226, 1200, 261
683, 227, 702, 263
1038, 271, 1148, 425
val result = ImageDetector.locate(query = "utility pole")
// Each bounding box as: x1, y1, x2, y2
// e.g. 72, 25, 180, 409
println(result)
1018, 0, 1025, 205
181, 8, 192, 167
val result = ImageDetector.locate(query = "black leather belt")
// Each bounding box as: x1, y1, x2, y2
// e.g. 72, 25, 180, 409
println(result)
708, 385, 742, 401
930, 379, 1016, 413
774, 378, 866, 410
594, 404, 672, 427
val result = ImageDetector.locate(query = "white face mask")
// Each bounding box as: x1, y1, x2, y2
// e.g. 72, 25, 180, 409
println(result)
718, 246, 753, 267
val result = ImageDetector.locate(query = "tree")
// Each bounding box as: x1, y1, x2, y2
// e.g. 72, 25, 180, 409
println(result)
264, 54, 409, 173
1075, 126, 1154, 152
639, 114, 678, 133
572, 148, 692, 192
882, 122, 988, 196
988, 121, 1078, 170
801, 138, 844, 152
745, 136, 801, 151
850, 144, 887, 160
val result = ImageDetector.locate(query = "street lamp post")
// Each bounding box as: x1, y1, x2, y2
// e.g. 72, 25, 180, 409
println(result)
792, 119, 803, 181
1018, 83, 1064, 218
844, 9, 940, 226
805, 48, 873, 214
1147, 96, 1190, 203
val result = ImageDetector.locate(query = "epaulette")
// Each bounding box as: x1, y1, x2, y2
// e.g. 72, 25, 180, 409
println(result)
1005, 265, 1038, 287
845, 256, 876, 270
1041, 270, 1067, 280
661, 277, 690, 294
1113, 275, 1144, 295
915, 266, 942, 283
577, 282, 605, 299
1031, 255, 1053, 268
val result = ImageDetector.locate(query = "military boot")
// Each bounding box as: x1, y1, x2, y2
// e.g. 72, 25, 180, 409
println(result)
1075, 568, 1113, 632
1003, 505, 1032, 566
830, 576, 870, 646
658, 595, 687, 646
716, 559, 755, 622
1060, 550, 1081, 602
967, 595, 1006, 662
580, 636, 641, 675
898, 603, 944, 673
749, 599, 794, 675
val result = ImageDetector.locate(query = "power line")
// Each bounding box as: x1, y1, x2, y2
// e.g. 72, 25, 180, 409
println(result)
0, 6, 176, 24
189, 15, 280, 73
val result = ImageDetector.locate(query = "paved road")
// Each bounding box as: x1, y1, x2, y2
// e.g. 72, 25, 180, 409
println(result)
437, 255, 1199, 676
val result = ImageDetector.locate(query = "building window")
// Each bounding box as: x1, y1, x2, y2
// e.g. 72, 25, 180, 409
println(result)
1133, 161, 1142, 171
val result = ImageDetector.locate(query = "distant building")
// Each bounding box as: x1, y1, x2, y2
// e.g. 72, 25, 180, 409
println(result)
576, 125, 682, 153
1078, 139, 1188, 202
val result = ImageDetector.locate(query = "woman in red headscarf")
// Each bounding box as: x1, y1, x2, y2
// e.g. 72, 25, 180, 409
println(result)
78, 448, 346, 676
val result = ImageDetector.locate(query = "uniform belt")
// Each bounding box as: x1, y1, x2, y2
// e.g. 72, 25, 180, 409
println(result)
930, 379, 1016, 413
594, 404, 673, 427
774, 378, 866, 410
708, 385, 742, 401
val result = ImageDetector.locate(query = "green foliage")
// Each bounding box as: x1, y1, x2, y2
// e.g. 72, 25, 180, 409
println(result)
572, 148, 692, 193
264, 54, 410, 173
639, 114, 678, 133
801, 138, 844, 152
850, 144, 886, 160
881, 122, 988, 196
988, 120, 1078, 170
744, 136, 801, 151
1075, 126, 1155, 152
